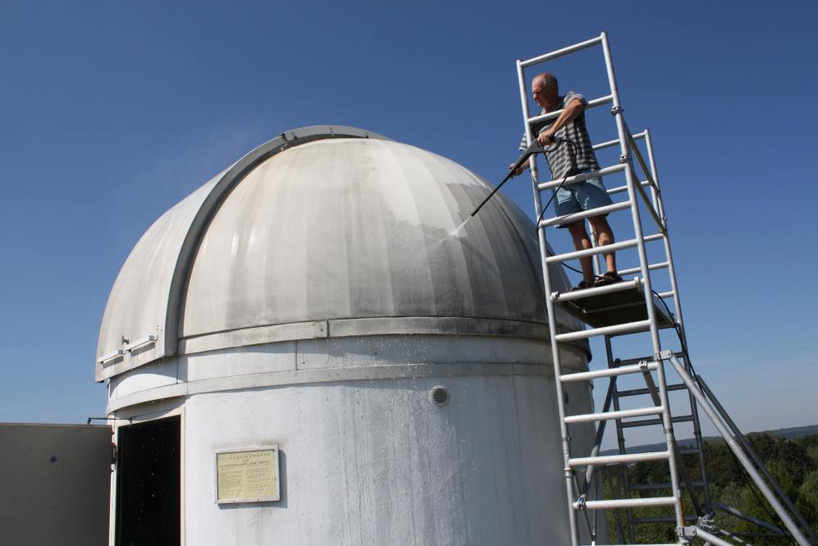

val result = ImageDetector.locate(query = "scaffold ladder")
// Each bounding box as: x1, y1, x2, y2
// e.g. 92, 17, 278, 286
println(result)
516, 32, 817, 546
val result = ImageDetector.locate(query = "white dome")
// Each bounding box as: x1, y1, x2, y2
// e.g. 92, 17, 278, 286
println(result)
96, 127, 583, 381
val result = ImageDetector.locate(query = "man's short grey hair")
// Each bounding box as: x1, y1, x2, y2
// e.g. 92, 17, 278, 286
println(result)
534, 72, 559, 93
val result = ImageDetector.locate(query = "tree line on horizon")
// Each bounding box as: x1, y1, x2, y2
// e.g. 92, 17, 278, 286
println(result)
602, 432, 818, 544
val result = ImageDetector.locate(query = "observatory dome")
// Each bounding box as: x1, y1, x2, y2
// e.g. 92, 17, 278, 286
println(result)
97, 127, 599, 546
97, 126, 583, 381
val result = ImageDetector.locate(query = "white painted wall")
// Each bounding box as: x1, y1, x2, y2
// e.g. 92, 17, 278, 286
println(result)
108, 335, 594, 546
184, 375, 594, 545
109, 335, 604, 545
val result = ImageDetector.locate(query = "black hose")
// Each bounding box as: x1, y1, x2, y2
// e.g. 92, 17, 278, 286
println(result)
536, 138, 579, 227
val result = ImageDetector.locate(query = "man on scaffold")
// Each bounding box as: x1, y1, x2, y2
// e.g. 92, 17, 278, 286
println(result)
513, 72, 621, 290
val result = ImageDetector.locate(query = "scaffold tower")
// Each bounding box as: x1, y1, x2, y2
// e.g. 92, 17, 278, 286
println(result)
516, 32, 817, 546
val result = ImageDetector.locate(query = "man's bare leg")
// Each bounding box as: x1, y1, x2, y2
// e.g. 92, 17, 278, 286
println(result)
589, 216, 617, 273
567, 221, 595, 284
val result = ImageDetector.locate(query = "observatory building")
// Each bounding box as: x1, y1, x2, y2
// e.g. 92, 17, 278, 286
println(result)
97, 126, 598, 545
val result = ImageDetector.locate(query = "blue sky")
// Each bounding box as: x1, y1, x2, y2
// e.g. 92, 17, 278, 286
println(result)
1, 1, 816, 440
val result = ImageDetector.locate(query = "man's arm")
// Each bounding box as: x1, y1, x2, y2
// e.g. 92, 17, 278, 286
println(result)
537, 97, 584, 145
511, 95, 585, 176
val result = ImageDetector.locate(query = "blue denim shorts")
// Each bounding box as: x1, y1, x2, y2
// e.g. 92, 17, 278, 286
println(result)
553, 168, 613, 228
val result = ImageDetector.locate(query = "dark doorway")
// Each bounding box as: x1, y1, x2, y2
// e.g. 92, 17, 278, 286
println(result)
115, 415, 181, 546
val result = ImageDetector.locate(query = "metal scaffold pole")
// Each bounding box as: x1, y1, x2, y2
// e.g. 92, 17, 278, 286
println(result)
515, 58, 582, 546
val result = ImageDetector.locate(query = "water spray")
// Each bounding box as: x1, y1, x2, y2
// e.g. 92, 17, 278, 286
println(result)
469, 140, 547, 219
449, 139, 562, 237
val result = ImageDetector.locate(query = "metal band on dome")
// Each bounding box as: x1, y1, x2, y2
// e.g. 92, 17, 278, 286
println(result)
177, 316, 559, 356
105, 356, 591, 414
164, 126, 390, 357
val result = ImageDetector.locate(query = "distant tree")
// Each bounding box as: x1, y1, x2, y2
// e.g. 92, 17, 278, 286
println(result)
602, 433, 818, 544
797, 470, 818, 526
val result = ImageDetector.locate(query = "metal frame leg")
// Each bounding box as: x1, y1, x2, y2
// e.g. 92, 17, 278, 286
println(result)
516, 59, 581, 546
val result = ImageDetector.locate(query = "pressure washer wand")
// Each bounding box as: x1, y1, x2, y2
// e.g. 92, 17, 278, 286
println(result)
468, 140, 547, 218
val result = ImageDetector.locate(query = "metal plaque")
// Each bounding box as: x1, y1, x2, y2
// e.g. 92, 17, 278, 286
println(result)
215, 446, 280, 504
